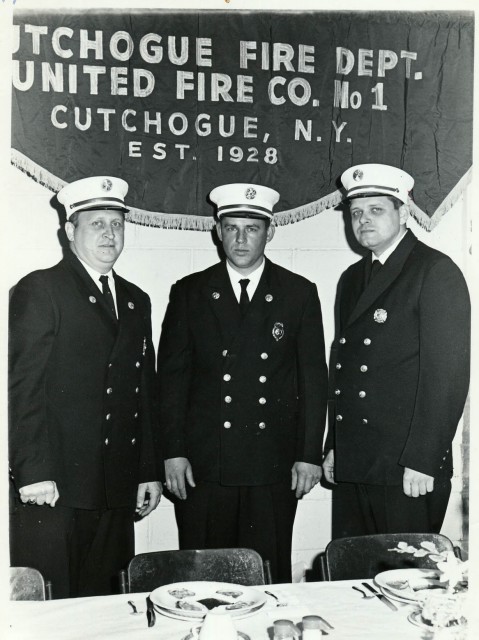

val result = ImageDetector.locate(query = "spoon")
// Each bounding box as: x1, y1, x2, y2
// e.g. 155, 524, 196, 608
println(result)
264, 590, 288, 607
351, 586, 376, 599
127, 600, 143, 614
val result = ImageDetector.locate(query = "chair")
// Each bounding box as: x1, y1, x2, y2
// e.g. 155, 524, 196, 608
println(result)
322, 533, 458, 581
120, 548, 270, 593
10, 567, 53, 600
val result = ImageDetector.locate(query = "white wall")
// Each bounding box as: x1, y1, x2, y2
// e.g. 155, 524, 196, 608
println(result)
3, 163, 471, 577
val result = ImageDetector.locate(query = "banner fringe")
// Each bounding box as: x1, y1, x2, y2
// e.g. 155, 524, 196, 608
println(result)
11, 150, 472, 232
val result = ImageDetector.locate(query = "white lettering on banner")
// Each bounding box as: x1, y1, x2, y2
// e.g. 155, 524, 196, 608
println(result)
24, 25, 48, 55
12, 60, 34, 91
177, 71, 253, 102
268, 76, 312, 106
336, 46, 418, 77
52, 27, 74, 59
110, 31, 135, 62
239, 41, 315, 73
80, 30, 103, 59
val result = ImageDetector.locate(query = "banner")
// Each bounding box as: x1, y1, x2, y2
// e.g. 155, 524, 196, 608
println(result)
11, 10, 473, 230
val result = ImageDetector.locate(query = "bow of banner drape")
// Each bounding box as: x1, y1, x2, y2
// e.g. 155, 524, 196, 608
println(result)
11, 10, 473, 230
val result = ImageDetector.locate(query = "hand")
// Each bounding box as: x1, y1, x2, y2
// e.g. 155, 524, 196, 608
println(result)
136, 481, 162, 516
19, 481, 59, 506
322, 449, 336, 485
403, 467, 434, 497
165, 457, 195, 500
291, 462, 322, 499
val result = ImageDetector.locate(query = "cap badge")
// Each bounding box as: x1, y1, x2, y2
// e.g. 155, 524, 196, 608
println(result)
212, 292, 220, 300
89, 296, 97, 304
272, 322, 284, 342
265, 294, 273, 302
128, 301, 135, 309
373, 308, 388, 323
102, 178, 113, 191
245, 187, 256, 200
353, 169, 363, 182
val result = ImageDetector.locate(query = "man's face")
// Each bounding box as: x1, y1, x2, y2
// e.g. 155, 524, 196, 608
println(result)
349, 196, 408, 256
216, 216, 275, 275
65, 209, 125, 273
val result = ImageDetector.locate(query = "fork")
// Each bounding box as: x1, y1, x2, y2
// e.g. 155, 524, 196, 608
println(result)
264, 590, 288, 607
351, 585, 376, 599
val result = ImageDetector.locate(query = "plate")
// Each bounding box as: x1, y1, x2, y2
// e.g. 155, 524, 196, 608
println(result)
150, 581, 267, 620
407, 609, 467, 630
378, 584, 418, 605
374, 568, 445, 602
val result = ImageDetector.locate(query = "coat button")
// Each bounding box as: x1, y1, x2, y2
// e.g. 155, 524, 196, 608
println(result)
335, 389, 341, 395
131, 438, 136, 445
106, 413, 111, 421
104, 438, 109, 445
225, 396, 232, 403
108, 363, 112, 368
134, 412, 138, 418
359, 391, 366, 398
224, 421, 231, 428
360, 365, 368, 372
222, 349, 228, 357
259, 422, 266, 429
136, 361, 140, 368
336, 415, 343, 421
135, 387, 139, 393
261, 352, 268, 360
259, 376, 267, 383
362, 418, 368, 424
106, 387, 113, 394
259, 397, 266, 405
223, 374, 231, 381
364, 338, 372, 345
339, 337, 346, 344
336, 363, 342, 370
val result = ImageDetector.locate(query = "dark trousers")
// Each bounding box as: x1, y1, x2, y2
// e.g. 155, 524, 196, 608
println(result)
10, 498, 134, 598
332, 480, 452, 539
174, 481, 298, 583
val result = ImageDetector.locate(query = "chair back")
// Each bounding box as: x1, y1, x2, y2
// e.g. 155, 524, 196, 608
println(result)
10, 567, 52, 600
323, 532, 456, 580
121, 548, 266, 593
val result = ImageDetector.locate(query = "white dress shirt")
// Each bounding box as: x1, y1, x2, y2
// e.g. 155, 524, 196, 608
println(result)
226, 259, 265, 303
77, 257, 118, 317
373, 229, 408, 264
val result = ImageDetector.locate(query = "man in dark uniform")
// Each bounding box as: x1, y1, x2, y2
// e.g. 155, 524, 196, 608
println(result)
323, 164, 470, 537
157, 183, 328, 582
9, 176, 162, 598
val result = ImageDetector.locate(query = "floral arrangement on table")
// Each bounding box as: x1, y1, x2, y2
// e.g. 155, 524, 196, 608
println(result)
389, 541, 468, 633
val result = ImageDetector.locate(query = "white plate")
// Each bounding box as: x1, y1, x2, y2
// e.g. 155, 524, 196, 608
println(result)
407, 609, 467, 630
150, 581, 267, 620
378, 585, 418, 605
374, 568, 445, 602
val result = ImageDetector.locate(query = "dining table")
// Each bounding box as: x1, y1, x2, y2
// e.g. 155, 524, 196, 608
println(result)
6, 579, 432, 640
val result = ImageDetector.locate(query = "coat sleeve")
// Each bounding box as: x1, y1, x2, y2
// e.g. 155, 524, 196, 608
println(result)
156, 281, 193, 460
138, 293, 162, 482
295, 282, 329, 465
9, 274, 57, 489
398, 257, 470, 477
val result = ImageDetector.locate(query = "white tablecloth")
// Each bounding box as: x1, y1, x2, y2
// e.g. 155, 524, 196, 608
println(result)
7, 580, 424, 640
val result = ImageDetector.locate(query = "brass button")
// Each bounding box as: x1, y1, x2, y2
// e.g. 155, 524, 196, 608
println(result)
134, 412, 138, 418
224, 421, 231, 429
223, 374, 231, 382
259, 376, 267, 383
106, 413, 111, 421
108, 363, 112, 368
339, 338, 346, 344
222, 350, 228, 357
131, 438, 136, 445
335, 389, 341, 395
336, 363, 342, 370
104, 438, 109, 445
135, 387, 139, 393
261, 352, 268, 360
136, 361, 140, 368
259, 397, 266, 405
106, 387, 113, 394
360, 365, 368, 372
336, 415, 343, 421
362, 418, 368, 424
259, 422, 266, 429
359, 391, 366, 398
364, 338, 371, 346
225, 396, 232, 403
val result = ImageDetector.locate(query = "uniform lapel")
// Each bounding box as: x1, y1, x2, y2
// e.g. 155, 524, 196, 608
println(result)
204, 263, 242, 348
345, 231, 418, 328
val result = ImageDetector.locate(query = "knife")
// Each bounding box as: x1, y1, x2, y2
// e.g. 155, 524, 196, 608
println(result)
361, 582, 398, 611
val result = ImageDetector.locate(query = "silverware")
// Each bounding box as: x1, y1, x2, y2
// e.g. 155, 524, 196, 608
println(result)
127, 600, 143, 614
361, 582, 398, 611
146, 595, 156, 627
265, 590, 288, 607
352, 585, 375, 599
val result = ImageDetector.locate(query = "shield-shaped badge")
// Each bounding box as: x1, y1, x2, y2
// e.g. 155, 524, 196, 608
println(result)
373, 308, 387, 323
272, 322, 284, 341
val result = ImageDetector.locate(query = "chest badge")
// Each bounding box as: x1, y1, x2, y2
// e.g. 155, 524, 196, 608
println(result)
265, 294, 273, 302
272, 322, 284, 342
89, 296, 97, 304
128, 301, 135, 310
374, 308, 388, 323
212, 291, 220, 300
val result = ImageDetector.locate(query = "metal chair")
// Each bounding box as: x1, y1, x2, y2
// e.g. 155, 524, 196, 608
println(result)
322, 532, 459, 581
120, 548, 270, 593
10, 567, 53, 600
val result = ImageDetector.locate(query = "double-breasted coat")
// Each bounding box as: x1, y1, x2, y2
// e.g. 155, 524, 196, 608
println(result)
324, 231, 470, 485
9, 252, 157, 509
157, 258, 328, 486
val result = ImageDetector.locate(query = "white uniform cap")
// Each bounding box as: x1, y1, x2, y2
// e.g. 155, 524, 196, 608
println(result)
57, 176, 129, 219
341, 163, 414, 205
210, 183, 280, 220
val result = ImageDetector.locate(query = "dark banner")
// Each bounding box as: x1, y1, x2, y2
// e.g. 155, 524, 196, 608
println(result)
11, 10, 473, 230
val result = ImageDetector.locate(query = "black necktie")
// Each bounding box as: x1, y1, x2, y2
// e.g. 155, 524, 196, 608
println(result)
239, 279, 250, 315
368, 260, 382, 284
99, 275, 117, 320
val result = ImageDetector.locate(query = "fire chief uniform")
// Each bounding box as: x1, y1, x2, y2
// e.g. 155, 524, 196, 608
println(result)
9, 246, 157, 596
325, 229, 470, 536
158, 257, 328, 582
